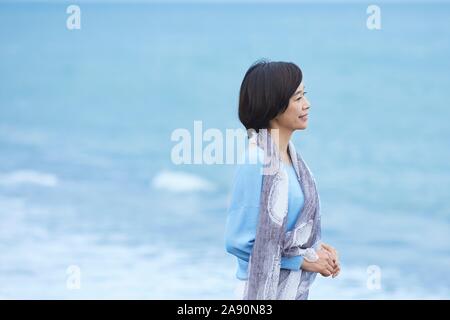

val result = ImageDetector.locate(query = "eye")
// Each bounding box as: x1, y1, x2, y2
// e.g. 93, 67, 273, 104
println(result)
295, 91, 307, 101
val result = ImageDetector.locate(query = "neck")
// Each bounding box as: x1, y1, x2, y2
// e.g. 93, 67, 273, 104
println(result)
269, 126, 293, 157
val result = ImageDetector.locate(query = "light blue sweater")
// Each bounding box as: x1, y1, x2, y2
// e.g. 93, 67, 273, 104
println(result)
224, 147, 305, 280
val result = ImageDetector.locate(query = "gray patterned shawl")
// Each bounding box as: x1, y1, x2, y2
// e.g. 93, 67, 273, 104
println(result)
242, 129, 322, 300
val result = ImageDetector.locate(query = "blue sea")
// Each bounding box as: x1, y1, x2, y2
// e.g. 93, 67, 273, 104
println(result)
0, 1, 449, 299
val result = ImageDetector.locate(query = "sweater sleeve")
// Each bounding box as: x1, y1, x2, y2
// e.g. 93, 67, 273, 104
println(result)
224, 149, 304, 278
224, 153, 262, 277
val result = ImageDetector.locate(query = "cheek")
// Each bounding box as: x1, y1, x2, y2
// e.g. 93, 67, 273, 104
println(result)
289, 101, 301, 116
285, 104, 300, 123
278, 101, 300, 125
287, 101, 298, 112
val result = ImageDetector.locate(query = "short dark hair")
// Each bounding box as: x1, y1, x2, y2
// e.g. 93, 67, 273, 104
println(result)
238, 59, 303, 133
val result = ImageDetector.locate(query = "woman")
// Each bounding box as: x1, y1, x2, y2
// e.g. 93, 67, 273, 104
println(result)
224, 60, 340, 300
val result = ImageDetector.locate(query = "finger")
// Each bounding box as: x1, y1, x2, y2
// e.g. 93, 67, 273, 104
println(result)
322, 246, 332, 255
333, 265, 341, 277
323, 247, 337, 262
331, 266, 340, 278
333, 266, 340, 275
331, 261, 337, 270
323, 244, 337, 256
321, 249, 337, 266
322, 260, 334, 273
325, 251, 334, 261
323, 244, 338, 259
331, 261, 339, 272
333, 268, 341, 278
329, 248, 338, 261
331, 255, 337, 264
327, 257, 334, 266
326, 263, 335, 274
332, 250, 338, 261
322, 270, 332, 277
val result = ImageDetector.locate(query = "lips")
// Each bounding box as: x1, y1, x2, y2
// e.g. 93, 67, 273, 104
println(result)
299, 114, 308, 118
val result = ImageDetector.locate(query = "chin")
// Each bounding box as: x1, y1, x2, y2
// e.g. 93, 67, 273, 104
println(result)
295, 118, 308, 129
295, 123, 308, 130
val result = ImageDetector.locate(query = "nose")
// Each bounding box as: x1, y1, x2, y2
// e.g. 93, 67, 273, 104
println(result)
304, 96, 311, 108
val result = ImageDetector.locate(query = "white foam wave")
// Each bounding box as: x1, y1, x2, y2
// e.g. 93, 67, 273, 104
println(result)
151, 170, 215, 193
0, 170, 59, 187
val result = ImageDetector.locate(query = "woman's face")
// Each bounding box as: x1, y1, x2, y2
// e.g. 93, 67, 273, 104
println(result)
270, 81, 310, 131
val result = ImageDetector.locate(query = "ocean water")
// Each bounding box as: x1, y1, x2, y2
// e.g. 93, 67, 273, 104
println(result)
0, 1, 449, 299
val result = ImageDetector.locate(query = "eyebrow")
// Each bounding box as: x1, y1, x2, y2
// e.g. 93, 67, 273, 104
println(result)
294, 88, 305, 96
